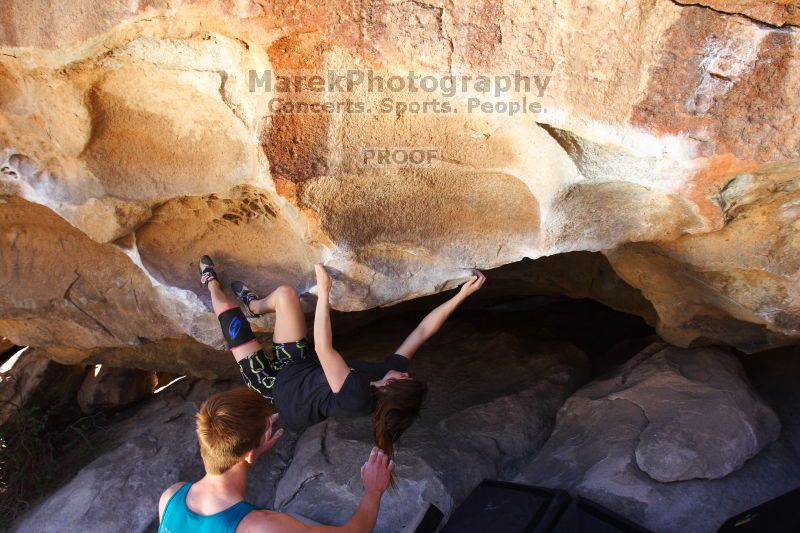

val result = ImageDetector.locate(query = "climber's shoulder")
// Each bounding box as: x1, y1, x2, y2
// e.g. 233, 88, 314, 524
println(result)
237, 509, 323, 532
157, 482, 187, 520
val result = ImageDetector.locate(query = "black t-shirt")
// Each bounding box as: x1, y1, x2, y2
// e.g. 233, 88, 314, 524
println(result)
272, 353, 410, 432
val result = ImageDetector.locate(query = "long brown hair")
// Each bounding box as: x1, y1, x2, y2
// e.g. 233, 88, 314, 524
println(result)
372, 379, 428, 482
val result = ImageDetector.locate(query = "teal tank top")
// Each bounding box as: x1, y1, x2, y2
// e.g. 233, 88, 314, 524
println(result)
158, 483, 261, 533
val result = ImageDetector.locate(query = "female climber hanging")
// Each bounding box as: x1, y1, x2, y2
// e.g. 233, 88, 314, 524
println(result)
198, 256, 485, 459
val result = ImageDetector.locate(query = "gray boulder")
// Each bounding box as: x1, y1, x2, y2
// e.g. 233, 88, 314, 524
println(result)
515, 342, 794, 533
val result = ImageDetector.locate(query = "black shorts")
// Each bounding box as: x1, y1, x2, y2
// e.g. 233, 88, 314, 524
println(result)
238, 338, 310, 402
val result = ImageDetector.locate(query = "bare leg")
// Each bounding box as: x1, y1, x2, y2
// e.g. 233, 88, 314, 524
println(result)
248, 285, 307, 344
207, 279, 262, 362
208, 279, 237, 315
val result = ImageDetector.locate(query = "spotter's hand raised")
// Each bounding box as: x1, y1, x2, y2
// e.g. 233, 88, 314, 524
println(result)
360, 447, 394, 495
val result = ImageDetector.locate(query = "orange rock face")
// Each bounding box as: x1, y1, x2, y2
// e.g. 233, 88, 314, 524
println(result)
0, 0, 798, 373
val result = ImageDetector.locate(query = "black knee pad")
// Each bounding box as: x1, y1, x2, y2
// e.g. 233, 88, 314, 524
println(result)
218, 307, 256, 349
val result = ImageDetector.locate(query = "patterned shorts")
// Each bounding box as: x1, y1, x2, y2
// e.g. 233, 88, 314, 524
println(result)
238, 338, 309, 402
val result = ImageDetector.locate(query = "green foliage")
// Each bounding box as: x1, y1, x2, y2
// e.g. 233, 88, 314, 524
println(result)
0, 406, 93, 529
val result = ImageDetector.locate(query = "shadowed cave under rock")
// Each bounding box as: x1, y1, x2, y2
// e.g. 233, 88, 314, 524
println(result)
4, 253, 799, 533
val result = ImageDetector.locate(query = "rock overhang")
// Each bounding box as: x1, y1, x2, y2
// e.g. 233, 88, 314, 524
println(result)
0, 0, 798, 371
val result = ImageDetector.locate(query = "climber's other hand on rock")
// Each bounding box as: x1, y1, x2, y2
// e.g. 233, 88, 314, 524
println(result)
459, 270, 486, 297
315, 264, 333, 296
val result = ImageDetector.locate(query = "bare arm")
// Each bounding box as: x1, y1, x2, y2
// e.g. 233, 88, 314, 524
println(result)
244, 448, 393, 533
248, 493, 381, 533
313, 264, 352, 393
395, 271, 486, 359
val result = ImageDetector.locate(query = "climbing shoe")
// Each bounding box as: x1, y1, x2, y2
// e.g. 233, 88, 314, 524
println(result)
231, 280, 263, 318
199, 255, 218, 286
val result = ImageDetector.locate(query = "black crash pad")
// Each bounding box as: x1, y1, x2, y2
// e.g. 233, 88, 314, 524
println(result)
549, 496, 653, 533
440, 480, 570, 533
717, 487, 800, 533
